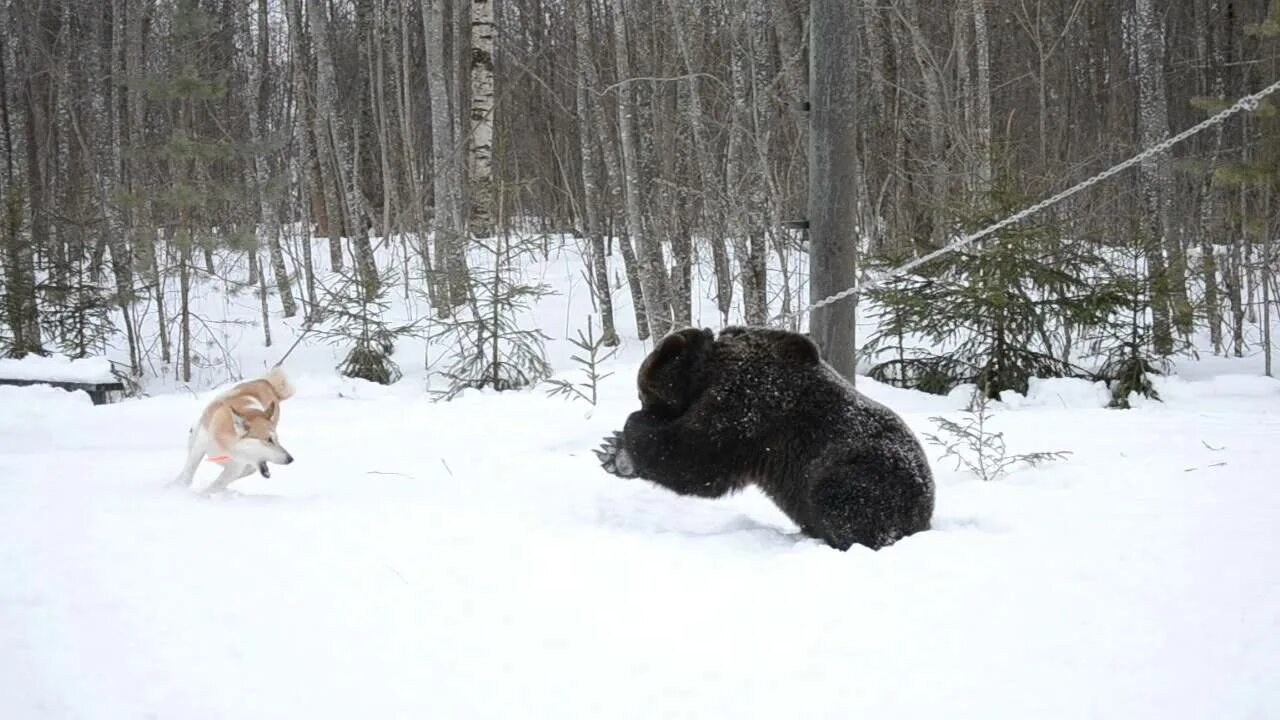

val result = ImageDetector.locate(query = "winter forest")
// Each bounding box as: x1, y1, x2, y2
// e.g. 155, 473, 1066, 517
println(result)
0, 0, 1277, 395
2, 1, 1280, 718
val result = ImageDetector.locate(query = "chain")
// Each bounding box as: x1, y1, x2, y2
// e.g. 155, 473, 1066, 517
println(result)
772, 78, 1280, 327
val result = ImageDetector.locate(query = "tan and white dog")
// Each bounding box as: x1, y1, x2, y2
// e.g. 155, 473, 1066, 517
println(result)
174, 367, 296, 495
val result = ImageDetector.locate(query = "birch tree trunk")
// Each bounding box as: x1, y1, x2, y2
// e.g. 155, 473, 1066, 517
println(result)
610, 0, 670, 339
572, 1, 617, 346
1134, 0, 1177, 354
422, 0, 471, 310
1195, 0, 1225, 354
970, 0, 993, 192
469, 0, 496, 237
284, 0, 319, 319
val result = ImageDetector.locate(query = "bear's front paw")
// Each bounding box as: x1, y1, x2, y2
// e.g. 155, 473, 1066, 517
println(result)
595, 431, 638, 478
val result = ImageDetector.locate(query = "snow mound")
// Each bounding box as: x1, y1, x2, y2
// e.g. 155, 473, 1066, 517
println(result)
0, 354, 115, 384
1000, 377, 1111, 410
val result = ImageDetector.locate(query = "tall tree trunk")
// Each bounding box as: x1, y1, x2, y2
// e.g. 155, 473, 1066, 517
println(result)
610, 0, 671, 339
665, 0, 732, 323
574, 0, 647, 338
9, 1, 63, 358
572, 4, 618, 346
726, 5, 766, 326
1195, 0, 1225, 354
1, 184, 38, 358
468, 0, 496, 237
809, 0, 860, 381
422, 0, 470, 310
241, 0, 296, 319
895, 0, 947, 250
395, 0, 441, 310
284, 0, 320, 319
179, 244, 192, 383
1134, 0, 1178, 354
309, 0, 378, 298
300, 0, 344, 272
970, 0, 993, 192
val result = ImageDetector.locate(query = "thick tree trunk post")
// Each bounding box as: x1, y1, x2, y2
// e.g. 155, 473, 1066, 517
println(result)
809, 0, 859, 382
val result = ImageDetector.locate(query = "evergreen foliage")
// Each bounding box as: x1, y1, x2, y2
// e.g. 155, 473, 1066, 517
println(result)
434, 233, 554, 400
865, 189, 1128, 400
546, 319, 617, 406
318, 270, 417, 385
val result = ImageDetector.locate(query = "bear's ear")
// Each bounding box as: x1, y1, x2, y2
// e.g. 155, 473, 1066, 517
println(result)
771, 332, 822, 365
637, 331, 688, 401
642, 330, 688, 372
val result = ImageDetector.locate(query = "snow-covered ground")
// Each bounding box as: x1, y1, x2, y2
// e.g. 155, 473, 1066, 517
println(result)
2, 238, 1279, 718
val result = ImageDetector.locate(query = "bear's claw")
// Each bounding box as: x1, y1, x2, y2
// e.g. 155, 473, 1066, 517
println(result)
596, 431, 637, 478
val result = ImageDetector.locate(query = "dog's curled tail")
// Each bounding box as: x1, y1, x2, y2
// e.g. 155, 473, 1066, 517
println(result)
263, 366, 296, 400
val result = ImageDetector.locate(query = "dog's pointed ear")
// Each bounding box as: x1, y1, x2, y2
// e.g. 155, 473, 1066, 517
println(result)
230, 408, 247, 436
264, 400, 277, 418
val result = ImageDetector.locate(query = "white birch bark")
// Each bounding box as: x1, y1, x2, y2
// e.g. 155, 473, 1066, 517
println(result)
1134, 0, 1176, 353
469, 0, 496, 237
283, 0, 319, 318
422, 0, 470, 309
970, 0, 993, 191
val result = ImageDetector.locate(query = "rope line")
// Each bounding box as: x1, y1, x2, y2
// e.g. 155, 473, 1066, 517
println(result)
772, 78, 1280, 327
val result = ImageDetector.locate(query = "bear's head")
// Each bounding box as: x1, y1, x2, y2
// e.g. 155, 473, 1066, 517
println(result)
717, 326, 822, 366
637, 327, 715, 417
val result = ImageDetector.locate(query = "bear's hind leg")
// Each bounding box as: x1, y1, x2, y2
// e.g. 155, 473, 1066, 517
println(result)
808, 454, 933, 551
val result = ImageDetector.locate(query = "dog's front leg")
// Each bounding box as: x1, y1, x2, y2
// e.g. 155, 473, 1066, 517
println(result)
201, 461, 255, 496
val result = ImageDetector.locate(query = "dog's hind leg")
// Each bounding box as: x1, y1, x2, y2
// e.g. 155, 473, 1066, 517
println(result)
172, 431, 205, 488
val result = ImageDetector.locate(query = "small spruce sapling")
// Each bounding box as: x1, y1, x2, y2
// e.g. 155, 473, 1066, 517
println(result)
925, 390, 1071, 481
317, 269, 419, 385
433, 232, 555, 399
546, 320, 618, 406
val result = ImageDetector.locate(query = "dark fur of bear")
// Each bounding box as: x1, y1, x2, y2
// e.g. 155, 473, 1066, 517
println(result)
596, 325, 934, 551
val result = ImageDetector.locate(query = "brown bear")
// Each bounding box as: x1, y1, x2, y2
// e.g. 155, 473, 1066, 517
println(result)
596, 326, 934, 550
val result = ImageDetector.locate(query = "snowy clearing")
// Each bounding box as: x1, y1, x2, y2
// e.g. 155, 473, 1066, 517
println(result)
2, 364, 1280, 718
3, 241, 1280, 719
